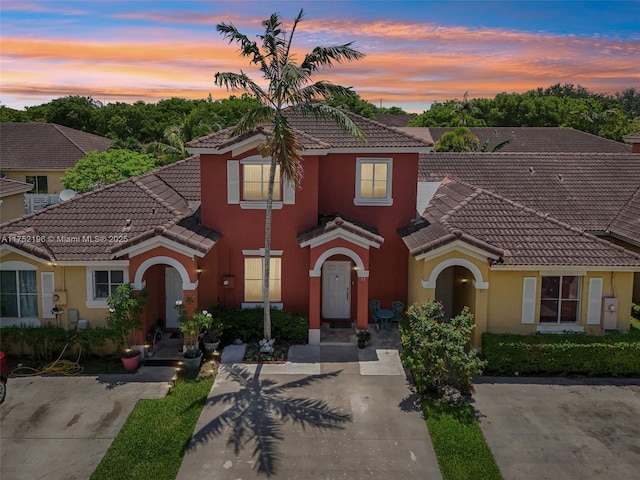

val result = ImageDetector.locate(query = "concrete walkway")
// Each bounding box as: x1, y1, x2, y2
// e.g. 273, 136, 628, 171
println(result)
176, 344, 442, 479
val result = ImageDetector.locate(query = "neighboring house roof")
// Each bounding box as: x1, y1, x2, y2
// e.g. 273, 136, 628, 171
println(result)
374, 113, 417, 128
400, 178, 640, 267
0, 177, 33, 197
0, 123, 113, 170
0, 156, 219, 262
426, 127, 631, 153
419, 152, 640, 242
187, 109, 432, 151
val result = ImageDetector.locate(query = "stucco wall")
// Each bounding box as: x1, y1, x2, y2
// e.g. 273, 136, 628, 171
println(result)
2, 170, 66, 194
0, 194, 26, 223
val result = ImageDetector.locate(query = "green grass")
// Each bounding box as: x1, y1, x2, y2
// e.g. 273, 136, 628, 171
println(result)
422, 397, 502, 480
91, 371, 215, 480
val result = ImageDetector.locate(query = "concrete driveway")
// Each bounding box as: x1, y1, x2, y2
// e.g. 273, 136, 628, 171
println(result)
176, 345, 442, 479
472, 377, 640, 480
0, 372, 171, 480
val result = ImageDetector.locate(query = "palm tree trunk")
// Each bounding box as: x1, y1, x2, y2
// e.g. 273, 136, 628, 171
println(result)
262, 157, 278, 341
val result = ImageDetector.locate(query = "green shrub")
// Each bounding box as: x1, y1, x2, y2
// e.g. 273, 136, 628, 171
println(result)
0, 325, 115, 360
400, 301, 486, 397
482, 332, 640, 376
632, 303, 640, 320
215, 307, 307, 345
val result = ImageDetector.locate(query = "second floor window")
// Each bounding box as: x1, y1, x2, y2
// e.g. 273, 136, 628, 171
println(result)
355, 158, 392, 206
243, 164, 281, 201
26, 175, 48, 194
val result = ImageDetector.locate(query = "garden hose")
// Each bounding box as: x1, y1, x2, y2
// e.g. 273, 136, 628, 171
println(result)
11, 342, 84, 377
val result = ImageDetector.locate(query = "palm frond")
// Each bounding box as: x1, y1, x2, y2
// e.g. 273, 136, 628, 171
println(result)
214, 72, 268, 103
302, 44, 366, 72
233, 105, 274, 136
268, 115, 303, 186
216, 22, 264, 66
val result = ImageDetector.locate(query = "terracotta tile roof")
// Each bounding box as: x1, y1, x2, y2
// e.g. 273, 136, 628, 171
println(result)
187, 108, 431, 151
401, 179, 640, 267
608, 186, 640, 244
0, 123, 113, 170
419, 152, 640, 240
297, 213, 384, 247
427, 127, 631, 153
0, 177, 33, 197
0, 156, 219, 261
374, 113, 417, 127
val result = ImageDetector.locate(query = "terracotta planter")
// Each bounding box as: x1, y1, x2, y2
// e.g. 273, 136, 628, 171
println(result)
121, 350, 141, 371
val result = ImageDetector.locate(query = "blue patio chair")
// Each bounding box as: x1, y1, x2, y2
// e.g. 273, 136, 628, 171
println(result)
391, 301, 405, 325
369, 299, 381, 330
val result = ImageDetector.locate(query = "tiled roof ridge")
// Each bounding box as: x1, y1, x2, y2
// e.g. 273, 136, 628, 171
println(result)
434, 183, 505, 258
132, 176, 188, 217
606, 183, 640, 235
339, 108, 431, 145
51, 123, 91, 154
3, 226, 56, 261
448, 178, 640, 261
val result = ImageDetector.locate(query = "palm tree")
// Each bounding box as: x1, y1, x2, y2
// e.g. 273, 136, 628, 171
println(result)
215, 10, 365, 348
453, 91, 481, 126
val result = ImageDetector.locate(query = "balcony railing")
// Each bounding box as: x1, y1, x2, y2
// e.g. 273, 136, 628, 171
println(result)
24, 194, 60, 214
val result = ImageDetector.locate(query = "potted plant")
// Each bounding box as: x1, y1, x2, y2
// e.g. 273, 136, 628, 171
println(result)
202, 314, 223, 353
175, 300, 213, 372
106, 284, 147, 371
357, 329, 371, 349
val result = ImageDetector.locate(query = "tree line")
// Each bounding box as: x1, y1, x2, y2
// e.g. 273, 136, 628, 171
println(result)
409, 84, 640, 142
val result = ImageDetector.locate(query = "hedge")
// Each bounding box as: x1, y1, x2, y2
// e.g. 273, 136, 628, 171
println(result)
482, 332, 640, 376
214, 307, 308, 345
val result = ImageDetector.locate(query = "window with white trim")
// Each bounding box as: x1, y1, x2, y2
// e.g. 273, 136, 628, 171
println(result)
0, 270, 38, 318
354, 158, 392, 205
539, 276, 581, 323
93, 270, 125, 299
244, 257, 281, 302
243, 163, 281, 201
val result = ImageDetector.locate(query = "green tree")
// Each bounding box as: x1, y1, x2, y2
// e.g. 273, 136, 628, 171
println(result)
434, 127, 480, 152
215, 9, 365, 345
62, 149, 156, 192
400, 301, 485, 397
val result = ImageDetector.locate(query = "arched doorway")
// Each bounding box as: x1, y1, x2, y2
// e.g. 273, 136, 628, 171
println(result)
435, 266, 476, 320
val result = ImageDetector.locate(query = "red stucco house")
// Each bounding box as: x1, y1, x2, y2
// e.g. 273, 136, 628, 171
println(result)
186, 110, 432, 343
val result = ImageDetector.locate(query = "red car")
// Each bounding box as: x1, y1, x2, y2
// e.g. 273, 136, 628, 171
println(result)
0, 351, 8, 405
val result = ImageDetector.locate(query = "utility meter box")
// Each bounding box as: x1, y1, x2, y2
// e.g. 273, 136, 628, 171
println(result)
601, 297, 618, 330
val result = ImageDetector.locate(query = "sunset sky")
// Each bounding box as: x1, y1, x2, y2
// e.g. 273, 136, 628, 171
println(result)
1, 0, 638, 113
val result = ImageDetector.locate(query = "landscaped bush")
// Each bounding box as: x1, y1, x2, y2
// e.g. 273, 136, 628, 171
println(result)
400, 301, 486, 397
214, 307, 308, 345
0, 325, 113, 360
482, 332, 640, 376
632, 302, 640, 320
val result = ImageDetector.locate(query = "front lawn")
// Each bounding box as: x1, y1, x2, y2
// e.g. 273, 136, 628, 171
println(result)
91, 367, 216, 480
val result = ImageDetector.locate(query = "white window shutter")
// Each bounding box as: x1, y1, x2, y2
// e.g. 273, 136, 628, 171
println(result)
41, 271, 55, 319
521, 277, 537, 324
283, 178, 295, 205
586, 277, 603, 325
227, 160, 240, 204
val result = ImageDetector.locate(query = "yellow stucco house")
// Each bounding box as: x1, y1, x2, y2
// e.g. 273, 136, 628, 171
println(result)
0, 122, 112, 222
403, 151, 640, 346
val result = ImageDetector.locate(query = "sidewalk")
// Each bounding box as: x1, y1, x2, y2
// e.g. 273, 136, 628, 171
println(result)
176, 343, 442, 479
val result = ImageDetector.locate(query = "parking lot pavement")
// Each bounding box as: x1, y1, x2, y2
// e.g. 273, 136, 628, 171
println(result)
0, 375, 169, 480
472, 377, 640, 480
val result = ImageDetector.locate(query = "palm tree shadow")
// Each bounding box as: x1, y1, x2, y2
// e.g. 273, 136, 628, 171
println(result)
189, 364, 352, 477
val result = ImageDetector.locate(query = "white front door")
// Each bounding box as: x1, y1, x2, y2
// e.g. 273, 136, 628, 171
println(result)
165, 267, 183, 328
322, 261, 351, 319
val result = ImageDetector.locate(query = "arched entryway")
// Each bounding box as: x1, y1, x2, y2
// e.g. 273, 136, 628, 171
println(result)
435, 266, 476, 320
131, 255, 199, 338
